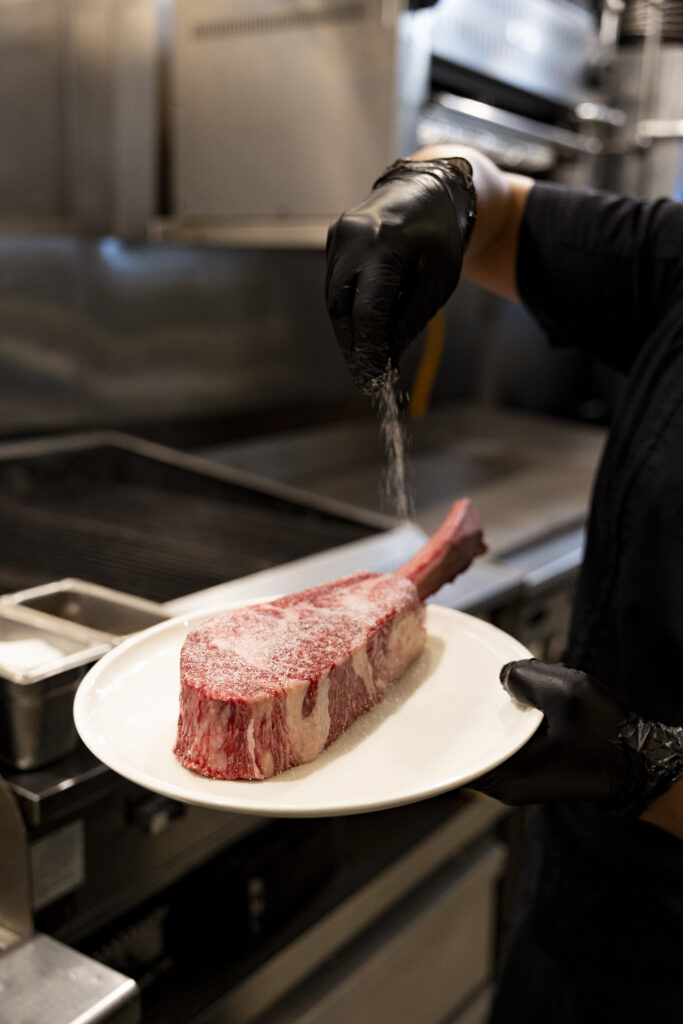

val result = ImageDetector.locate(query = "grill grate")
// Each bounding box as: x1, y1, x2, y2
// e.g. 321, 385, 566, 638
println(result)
0, 443, 376, 603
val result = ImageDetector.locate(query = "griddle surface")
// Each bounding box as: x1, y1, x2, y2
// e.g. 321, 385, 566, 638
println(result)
0, 442, 376, 602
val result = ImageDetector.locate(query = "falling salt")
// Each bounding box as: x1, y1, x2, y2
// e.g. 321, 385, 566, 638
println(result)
370, 366, 414, 521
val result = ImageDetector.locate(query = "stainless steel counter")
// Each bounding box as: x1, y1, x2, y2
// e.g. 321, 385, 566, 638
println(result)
201, 402, 606, 558
0, 933, 139, 1024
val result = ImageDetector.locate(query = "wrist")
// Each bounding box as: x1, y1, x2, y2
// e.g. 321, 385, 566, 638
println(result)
608, 715, 683, 819
640, 778, 683, 839
371, 157, 477, 250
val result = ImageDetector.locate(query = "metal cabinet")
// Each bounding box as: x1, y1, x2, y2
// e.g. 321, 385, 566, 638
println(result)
251, 843, 506, 1024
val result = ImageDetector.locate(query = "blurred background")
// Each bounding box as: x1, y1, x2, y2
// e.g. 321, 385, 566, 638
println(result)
1, 5, 682, 1024
1, 0, 681, 447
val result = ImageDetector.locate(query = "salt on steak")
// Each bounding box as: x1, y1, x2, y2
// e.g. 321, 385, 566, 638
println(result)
174, 498, 486, 780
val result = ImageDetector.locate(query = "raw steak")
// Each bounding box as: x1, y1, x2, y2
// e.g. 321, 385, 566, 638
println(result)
174, 499, 486, 780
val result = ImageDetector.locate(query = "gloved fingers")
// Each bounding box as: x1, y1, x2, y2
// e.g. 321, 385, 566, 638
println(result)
326, 220, 408, 387
501, 660, 628, 737
348, 257, 407, 380
499, 658, 579, 712
326, 277, 358, 366
325, 226, 358, 361
500, 658, 543, 706
393, 264, 445, 350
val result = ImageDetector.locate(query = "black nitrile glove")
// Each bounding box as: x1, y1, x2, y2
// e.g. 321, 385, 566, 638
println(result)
325, 157, 477, 391
472, 659, 683, 819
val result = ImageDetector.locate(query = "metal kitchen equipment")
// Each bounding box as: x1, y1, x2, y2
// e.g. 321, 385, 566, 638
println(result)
0, 430, 388, 601
0, 2, 618, 449
0, 604, 112, 770
0, 428, 516, 1023
0, 580, 170, 771
603, 17, 683, 200
0, 0, 158, 236
165, 0, 433, 234
417, 0, 609, 181
430, 0, 599, 107
160, 0, 606, 244
1, 579, 171, 641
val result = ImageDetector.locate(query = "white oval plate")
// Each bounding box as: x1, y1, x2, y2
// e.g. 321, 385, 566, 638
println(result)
74, 604, 541, 817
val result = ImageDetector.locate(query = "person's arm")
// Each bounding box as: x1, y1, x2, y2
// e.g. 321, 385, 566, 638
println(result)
326, 146, 683, 386
408, 144, 533, 302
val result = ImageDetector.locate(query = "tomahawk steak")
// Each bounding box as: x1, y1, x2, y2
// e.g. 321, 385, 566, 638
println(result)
174, 498, 486, 780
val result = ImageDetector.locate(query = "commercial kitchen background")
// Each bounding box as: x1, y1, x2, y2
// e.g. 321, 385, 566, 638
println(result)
0, 2, 682, 1023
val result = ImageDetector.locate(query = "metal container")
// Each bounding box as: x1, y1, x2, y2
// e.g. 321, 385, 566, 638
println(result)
0, 605, 112, 770
1, 578, 170, 642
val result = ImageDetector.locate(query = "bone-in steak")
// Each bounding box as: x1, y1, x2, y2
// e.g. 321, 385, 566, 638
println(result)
174, 499, 486, 780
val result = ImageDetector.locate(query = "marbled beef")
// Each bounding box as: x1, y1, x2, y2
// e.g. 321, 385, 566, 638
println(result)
173, 498, 486, 780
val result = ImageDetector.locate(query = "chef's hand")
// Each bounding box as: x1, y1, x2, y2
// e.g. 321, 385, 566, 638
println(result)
471, 660, 683, 819
325, 157, 477, 391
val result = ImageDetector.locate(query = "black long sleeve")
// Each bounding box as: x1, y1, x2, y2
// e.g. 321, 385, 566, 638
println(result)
517, 182, 683, 374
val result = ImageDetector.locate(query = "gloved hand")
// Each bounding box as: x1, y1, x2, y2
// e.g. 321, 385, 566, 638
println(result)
472, 659, 683, 819
325, 157, 477, 391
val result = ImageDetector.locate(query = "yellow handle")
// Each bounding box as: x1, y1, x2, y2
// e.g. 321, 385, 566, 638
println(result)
409, 310, 445, 420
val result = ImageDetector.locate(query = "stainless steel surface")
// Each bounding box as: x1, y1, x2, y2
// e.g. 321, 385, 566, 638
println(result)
0, 774, 32, 948
0, 604, 111, 685
1, 579, 170, 641
47, 807, 263, 949
2, 733, 265, 944
246, 843, 506, 1024
66, 0, 158, 236
500, 525, 585, 592
496, 526, 586, 661
166, 522, 524, 621
0, 430, 388, 601
159, 0, 435, 247
0, 605, 113, 771
637, 117, 683, 141
430, 0, 598, 107
429, 94, 601, 156
202, 404, 606, 558
574, 100, 626, 129
4, 745, 121, 830
0, 427, 391, 776
0, 933, 140, 1024
418, 108, 557, 175
621, 0, 683, 43
0, 0, 67, 222
418, 90, 603, 174
191, 797, 506, 1024
169, 0, 410, 225
197, 403, 602, 664
0, 0, 158, 237
0, 237, 358, 438
149, 216, 332, 249
604, 43, 683, 199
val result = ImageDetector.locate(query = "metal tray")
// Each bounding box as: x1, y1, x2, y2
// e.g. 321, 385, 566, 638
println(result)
0, 605, 112, 770
1, 578, 170, 641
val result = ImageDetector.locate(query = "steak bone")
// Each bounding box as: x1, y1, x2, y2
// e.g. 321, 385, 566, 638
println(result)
395, 498, 487, 600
